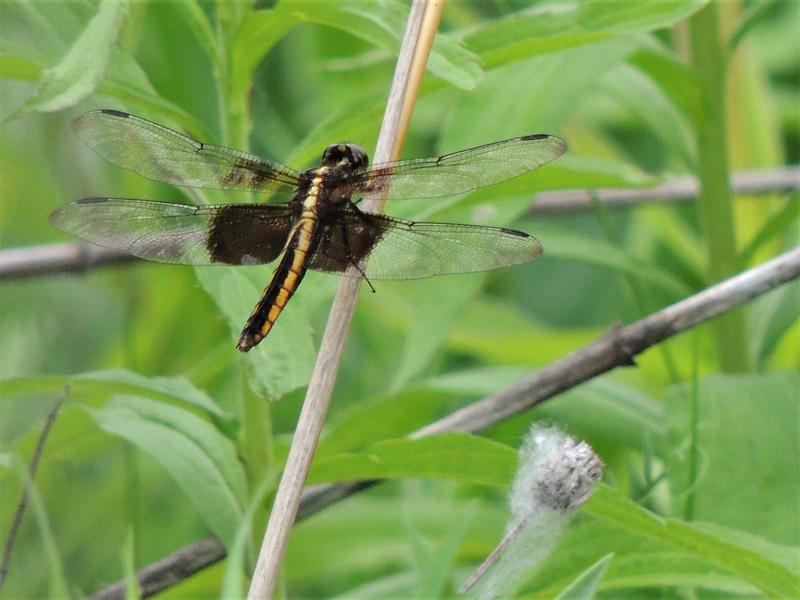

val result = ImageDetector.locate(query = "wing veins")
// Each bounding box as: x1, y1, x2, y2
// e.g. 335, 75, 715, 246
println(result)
72, 110, 301, 192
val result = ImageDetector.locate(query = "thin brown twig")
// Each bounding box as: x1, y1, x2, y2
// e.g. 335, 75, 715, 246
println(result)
533, 165, 800, 214
0, 388, 66, 591
245, 2, 444, 598
2, 165, 796, 282
89, 245, 800, 599
0, 243, 134, 281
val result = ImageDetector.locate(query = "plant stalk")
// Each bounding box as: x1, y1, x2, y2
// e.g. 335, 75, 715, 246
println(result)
688, 3, 750, 371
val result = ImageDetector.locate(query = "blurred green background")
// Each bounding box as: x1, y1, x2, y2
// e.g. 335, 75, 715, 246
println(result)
0, 0, 798, 598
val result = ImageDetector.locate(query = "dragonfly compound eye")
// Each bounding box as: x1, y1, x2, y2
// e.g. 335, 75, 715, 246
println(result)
322, 143, 369, 170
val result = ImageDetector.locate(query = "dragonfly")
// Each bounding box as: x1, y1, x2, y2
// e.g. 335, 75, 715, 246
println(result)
51, 110, 566, 351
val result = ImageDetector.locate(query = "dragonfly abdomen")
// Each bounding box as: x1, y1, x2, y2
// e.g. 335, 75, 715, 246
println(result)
236, 215, 317, 351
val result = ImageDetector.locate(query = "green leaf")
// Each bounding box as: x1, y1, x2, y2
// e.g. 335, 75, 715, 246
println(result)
333, 572, 418, 599
598, 62, 694, 169
537, 225, 690, 296
287, 496, 487, 591
309, 433, 517, 487
0, 369, 230, 418
529, 518, 767, 596
445, 299, 597, 365
422, 366, 530, 397
0, 1, 80, 61
729, 0, 778, 51
194, 266, 331, 400
406, 504, 475, 597
441, 36, 642, 145
0, 54, 41, 81
284, 88, 385, 168
630, 48, 703, 129
554, 553, 614, 600
220, 472, 277, 599
90, 395, 245, 547
9, 0, 127, 117
100, 47, 213, 140
431, 367, 677, 423
0, 1, 211, 138
586, 485, 800, 597
227, 0, 480, 145
737, 196, 800, 268
749, 281, 800, 367
666, 373, 800, 543
171, 0, 220, 69
464, 0, 707, 69
227, 8, 299, 145
389, 276, 486, 391
112, 394, 246, 504
284, 0, 481, 90
229, 8, 297, 90
319, 389, 457, 456
10, 456, 70, 598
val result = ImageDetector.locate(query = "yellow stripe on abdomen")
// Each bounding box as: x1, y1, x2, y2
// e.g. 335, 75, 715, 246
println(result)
255, 217, 316, 339
237, 171, 327, 352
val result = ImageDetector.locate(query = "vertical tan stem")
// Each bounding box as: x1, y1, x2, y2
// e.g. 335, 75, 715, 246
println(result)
246, 2, 446, 598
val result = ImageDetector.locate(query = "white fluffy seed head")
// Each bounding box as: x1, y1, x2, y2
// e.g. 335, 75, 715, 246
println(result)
462, 425, 603, 598
511, 425, 603, 518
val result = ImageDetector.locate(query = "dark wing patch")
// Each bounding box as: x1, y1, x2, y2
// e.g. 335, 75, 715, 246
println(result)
72, 110, 300, 192
307, 210, 542, 280
328, 134, 566, 201
49, 198, 292, 266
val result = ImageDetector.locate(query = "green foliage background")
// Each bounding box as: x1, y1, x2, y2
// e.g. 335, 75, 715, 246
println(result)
0, 0, 798, 598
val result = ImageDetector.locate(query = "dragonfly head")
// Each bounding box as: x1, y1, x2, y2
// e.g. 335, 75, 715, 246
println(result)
321, 143, 369, 171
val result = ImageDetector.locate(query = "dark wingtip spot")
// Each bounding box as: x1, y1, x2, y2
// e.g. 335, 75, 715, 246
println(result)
77, 196, 108, 204
500, 227, 529, 238
522, 133, 550, 141
100, 109, 130, 118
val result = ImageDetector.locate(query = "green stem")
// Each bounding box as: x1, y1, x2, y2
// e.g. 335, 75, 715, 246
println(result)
684, 334, 701, 521
688, 3, 750, 372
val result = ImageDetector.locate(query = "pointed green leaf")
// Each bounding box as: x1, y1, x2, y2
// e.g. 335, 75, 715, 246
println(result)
586, 485, 800, 597
90, 395, 245, 547
310, 433, 517, 487
12, 0, 126, 116
554, 553, 614, 600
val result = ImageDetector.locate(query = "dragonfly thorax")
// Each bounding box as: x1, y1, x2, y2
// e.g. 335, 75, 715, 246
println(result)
321, 143, 368, 171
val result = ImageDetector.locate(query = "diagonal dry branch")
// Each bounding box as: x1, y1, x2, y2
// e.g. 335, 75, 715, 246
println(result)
90, 245, 800, 599
2, 165, 797, 282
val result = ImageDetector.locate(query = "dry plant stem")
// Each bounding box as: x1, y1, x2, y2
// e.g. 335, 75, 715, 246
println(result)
458, 515, 531, 594
245, 1, 444, 598
0, 391, 65, 591
3, 166, 796, 282
413, 245, 800, 435
533, 165, 800, 214
89, 245, 800, 600
0, 242, 133, 280
391, 0, 444, 160
114, 538, 222, 598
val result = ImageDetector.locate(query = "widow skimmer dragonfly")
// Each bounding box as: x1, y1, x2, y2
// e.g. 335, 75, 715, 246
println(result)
51, 110, 566, 351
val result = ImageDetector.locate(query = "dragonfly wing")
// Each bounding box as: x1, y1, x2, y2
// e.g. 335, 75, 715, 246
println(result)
330, 134, 566, 201
307, 210, 542, 280
72, 110, 301, 192
50, 198, 293, 266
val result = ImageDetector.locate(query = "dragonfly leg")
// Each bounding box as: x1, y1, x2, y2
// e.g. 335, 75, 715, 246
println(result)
340, 206, 376, 293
